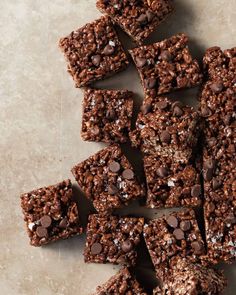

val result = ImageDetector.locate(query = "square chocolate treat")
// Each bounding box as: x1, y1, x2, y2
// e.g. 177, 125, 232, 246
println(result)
143, 209, 205, 280
81, 88, 134, 143
129, 34, 202, 96
203, 199, 236, 265
144, 154, 202, 209
153, 257, 227, 295
96, 0, 174, 44
129, 97, 201, 163
20, 179, 83, 247
93, 267, 147, 295
71, 144, 145, 214
59, 16, 129, 87
84, 214, 144, 266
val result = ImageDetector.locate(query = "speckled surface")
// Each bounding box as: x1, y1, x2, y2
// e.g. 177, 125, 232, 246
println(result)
0, 0, 235, 294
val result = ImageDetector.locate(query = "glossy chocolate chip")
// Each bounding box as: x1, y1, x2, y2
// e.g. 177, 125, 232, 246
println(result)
204, 168, 213, 181
157, 166, 169, 178
207, 202, 216, 213
156, 100, 168, 110
191, 241, 204, 254
91, 242, 103, 255
144, 78, 157, 89
160, 50, 172, 62
137, 13, 147, 24
91, 55, 101, 67
40, 215, 52, 228
173, 228, 185, 240
210, 82, 224, 93
160, 130, 171, 144
141, 103, 152, 115
121, 239, 134, 253
212, 178, 222, 190
108, 184, 119, 195
59, 218, 68, 229
136, 57, 147, 68
103, 44, 115, 55
166, 216, 178, 228
109, 161, 121, 173
36, 226, 48, 238
146, 10, 154, 22
180, 220, 191, 232
191, 185, 201, 197
201, 106, 212, 117
122, 169, 134, 180
173, 106, 183, 117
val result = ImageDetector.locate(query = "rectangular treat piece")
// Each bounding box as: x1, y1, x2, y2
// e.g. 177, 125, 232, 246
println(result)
84, 214, 144, 266
71, 144, 145, 214
203, 46, 236, 81
129, 96, 200, 163
96, 0, 174, 44
59, 16, 129, 87
144, 154, 202, 209
20, 180, 83, 247
81, 88, 134, 143
93, 267, 147, 295
129, 33, 202, 96
203, 200, 236, 265
143, 209, 205, 280
153, 257, 227, 295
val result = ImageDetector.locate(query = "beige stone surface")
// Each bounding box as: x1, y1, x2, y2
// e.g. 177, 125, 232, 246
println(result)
0, 0, 235, 294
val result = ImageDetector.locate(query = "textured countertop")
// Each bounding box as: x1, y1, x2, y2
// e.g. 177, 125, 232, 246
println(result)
0, 0, 235, 294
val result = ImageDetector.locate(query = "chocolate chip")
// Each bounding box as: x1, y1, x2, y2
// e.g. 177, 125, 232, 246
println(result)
210, 82, 224, 93
225, 214, 236, 225
212, 178, 222, 190
173, 228, 185, 240
144, 78, 157, 89
109, 161, 121, 173
191, 241, 204, 254
146, 10, 154, 22
121, 239, 134, 253
160, 50, 172, 62
137, 13, 147, 24
207, 202, 215, 213
191, 184, 201, 197
136, 57, 147, 68
180, 220, 191, 232
160, 130, 171, 144
156, 100, 168, 110
59, 218, 68, 229
204, 168, 213, 181
173, 105, 184, 117
36, 226, 48, 238
122, 169, 134, 180
91, 242, 103, 255
106, 109, 116, 120
103, 44, 115, 55
95, 94, 104, 103
40, 215, 52, 228
166, 216, 178, 228
91, 55, 101, 67
201, 106, 212, 117
141, 103, 152, 115
157, 167, 169, 178
108, 184, 119, 195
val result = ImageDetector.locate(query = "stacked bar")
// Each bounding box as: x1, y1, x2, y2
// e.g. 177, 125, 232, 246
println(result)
130, 96, 202, 209
200, 46, 236, 264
